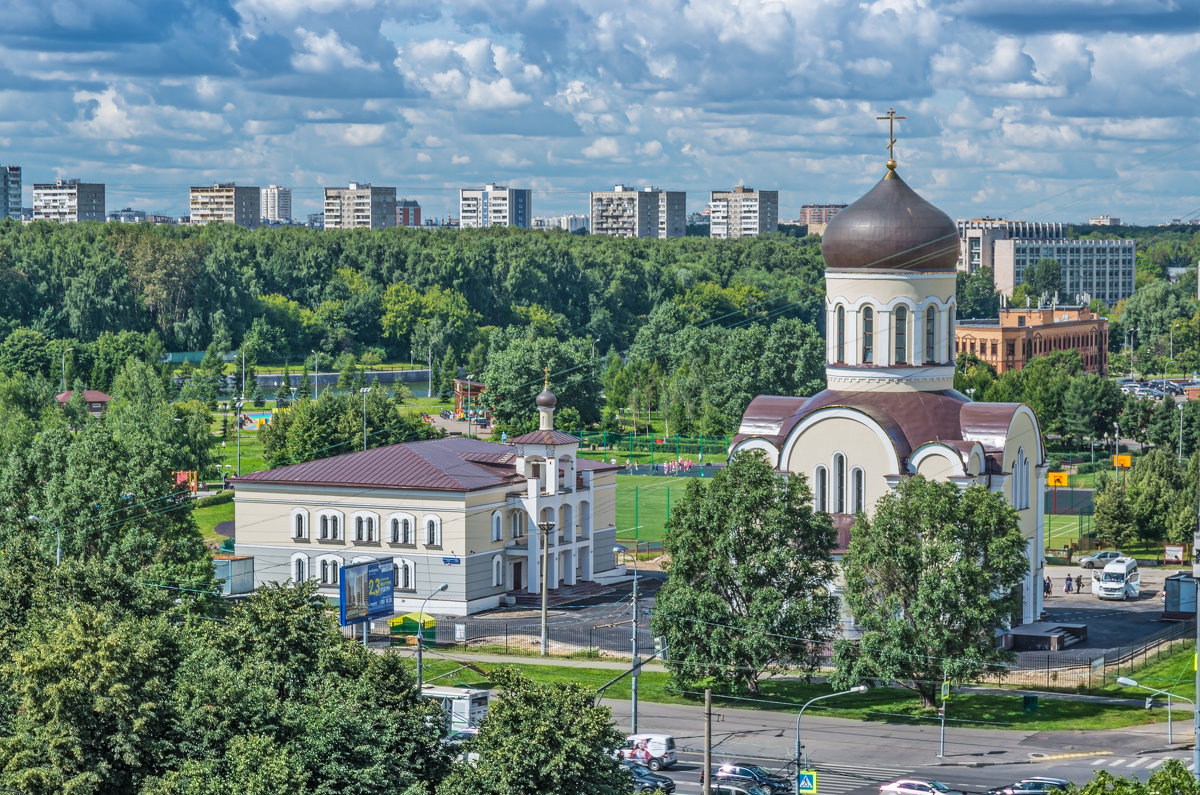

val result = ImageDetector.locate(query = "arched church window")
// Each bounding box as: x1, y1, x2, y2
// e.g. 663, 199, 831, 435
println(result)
836, 306, 845, 363
833, 453, 846, 513
814, 466, 828, 513
894, 306, 908, 364
925, 310, 936, 362
851, 468, 865, 514
861, 308, 874, 363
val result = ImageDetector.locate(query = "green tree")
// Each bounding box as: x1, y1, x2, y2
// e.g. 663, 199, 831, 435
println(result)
831, 477, 1027, 706
1126, 448, 1185, 545
141, 734, 310, 795
650, 450, 838, 693
1024, 257, 1063, 298
1076, 760, 1197, 795
297, 364, 312, 400
439, 346, 459, 401
956, 267, 999, 320
1093, 486, 1136, 549
435, 669, 628, 795
482, 331, 601, 426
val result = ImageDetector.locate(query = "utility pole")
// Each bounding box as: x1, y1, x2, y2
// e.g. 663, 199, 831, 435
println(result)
538, 520, 554, 655
427, 348, 433, 399
311, 350, 319, 400
630, 546, 640, 734
703, 689, 712, 795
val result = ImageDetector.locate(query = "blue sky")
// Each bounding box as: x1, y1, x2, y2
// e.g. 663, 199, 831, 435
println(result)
2, 0, 1198, 225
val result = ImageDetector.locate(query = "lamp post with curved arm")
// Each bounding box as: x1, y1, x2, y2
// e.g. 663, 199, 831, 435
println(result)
360, 387, 372, 451
416, 582, 449, 688
794, 685, 868, 790
1117, 676, 1195, 751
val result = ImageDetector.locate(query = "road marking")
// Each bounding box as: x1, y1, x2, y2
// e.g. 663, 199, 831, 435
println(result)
1124, 758, 1150, 769
1146, 758, 1167, 769
1106, 759, 1127, 768
1035, 751, 1111, 761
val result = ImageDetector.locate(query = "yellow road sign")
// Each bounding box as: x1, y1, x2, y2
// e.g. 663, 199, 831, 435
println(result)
797, 771, 818, 795
1047, 472, 1068, 487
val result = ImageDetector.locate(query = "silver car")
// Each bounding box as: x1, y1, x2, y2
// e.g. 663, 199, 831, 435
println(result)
1078, 549, 1122, 569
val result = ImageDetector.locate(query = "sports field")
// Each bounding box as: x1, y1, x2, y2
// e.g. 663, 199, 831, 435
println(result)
614, 475, 707, 544
1045, 511, 1094, 550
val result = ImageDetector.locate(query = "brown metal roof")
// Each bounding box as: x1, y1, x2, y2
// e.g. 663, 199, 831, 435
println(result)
509, 429, 584, 446
56, 390, 112, 404
232, 436, 620, 492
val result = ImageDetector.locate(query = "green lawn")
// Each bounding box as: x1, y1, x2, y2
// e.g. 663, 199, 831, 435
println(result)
193, 500, 233, 548
614, 475, 704, 544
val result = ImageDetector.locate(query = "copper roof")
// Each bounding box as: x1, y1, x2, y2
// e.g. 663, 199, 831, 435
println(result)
56, 390, 112, 404
233, 436, 618, 492
509, 429, 582, 446
733, 388, 1025, 473
820, 168, 958, 272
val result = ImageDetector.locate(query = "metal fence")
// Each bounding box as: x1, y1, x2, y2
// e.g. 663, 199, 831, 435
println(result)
388, 617, 658, 658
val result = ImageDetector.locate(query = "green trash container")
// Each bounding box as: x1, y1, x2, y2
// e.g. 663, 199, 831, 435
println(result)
1023, 695, 1038, 712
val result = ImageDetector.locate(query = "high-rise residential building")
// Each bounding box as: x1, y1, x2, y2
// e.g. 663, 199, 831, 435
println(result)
459, 184, 531, 228
306, 213, 324, 229
992, 237, 1136, 308
956, 218, 1064, 273
32, 179, 105, 223
709, 186, 779, 239
795, 204, 847, 226
107, 207, 147, 223
589, 185, 685, 238
261, 185, 293, 223
2, 166, 20, 220
397, 199, 422, 227
189, 183, 261, 228
323, 182, 397, 230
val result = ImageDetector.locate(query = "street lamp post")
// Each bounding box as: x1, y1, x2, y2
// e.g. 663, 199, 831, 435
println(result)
591, 338, 600, 382
27, 515, 61, 566
1117, 676, 1195, 748
616, 544, 641, 733
234, 397, 246, 476
1180, 402, 1186, 462
794, 686, 868, 790
61, 347, 74, 393
289, 386, 297, 407
415, 582, 449, 689
1113, 422, 1120, 484
466, 374, 475, 438
360, 387, 372, 451
311, 351, 319, 400
538, 521, 555, 656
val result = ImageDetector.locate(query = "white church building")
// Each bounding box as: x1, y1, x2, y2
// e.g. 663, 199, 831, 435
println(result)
730, 153, 1047, 628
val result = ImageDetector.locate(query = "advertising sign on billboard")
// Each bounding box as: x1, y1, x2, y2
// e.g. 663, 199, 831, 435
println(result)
339, 559, 395, 627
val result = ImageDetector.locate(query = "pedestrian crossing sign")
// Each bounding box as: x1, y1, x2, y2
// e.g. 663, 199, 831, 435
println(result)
797, 770, 818, 794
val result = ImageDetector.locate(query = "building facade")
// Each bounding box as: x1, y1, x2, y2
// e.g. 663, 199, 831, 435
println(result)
992, 238, 1136, 307
107, 207, 147, 223
397, 199, 422, 227
323, 183, 397, 230
1089, 216, 1120, 226
795, 204, 847, 226
2, 166, 20, 220
32, 179, 105, 223
233, 388, 620, 616
589, 185, 685, 238
709, 186, 779, 239
261, 185, 293, 223
730, 156, 1047, 632
189, 183, 261, 228
459, 184, 531, 229
956, 304, 1109, 375
956, 218, 1065, 274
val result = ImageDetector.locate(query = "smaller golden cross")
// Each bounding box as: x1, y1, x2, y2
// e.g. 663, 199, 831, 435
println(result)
544, 366, 549, 390
876, 107, 906, 163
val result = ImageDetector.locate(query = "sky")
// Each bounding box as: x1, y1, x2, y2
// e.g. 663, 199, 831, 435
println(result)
2, 0, 1198, 225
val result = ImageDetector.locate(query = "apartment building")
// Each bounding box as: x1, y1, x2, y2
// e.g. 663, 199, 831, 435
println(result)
323, 183, 397, 230
589, 185, 685, 239
956, 218, 1064, 273
795, 204, 846, 226
532, 214, 588, 233
993, 238, 1136, 307
261, 185, 293, 224
107, 207, 146, 223
1, 166, 20, 220
32, 179, 105, 223
709, 186, 778, 239
459, 184, 531, 228
397, 199, 421, 227
189, 183, 261, 228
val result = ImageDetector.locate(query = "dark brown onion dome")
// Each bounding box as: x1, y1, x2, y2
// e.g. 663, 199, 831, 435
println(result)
536, 387, 556, 408
821, 165, 959, 272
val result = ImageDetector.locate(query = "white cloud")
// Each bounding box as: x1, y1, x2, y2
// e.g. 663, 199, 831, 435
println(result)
292, 27, 379, 73
637, 140, 663, 157
452, 154, 470, 164
464, 77, 530, 110
582, 137, 620, 159
416, 152, 431, 162
317, 123, 388, 146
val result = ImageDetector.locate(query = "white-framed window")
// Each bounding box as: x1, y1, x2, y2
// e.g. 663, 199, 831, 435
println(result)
814, 466, 828, 513
395, 558, 415, 591
318, 556, 340, 585
291, 508, 308, 539
492, 554, 503, 588
1013, 448, 1030, 510
387, 513, 415, 545
833, 453, 847, 513
352, 512, 378, 543
925, 310, 936, 363
291, 553, 309, 582
423, 515, 442, 547
492, 511, 503, 543
851, 467, 865, 514
316, 511, 344, 541
894, 306, 908, 364
862, 307, 874, 363
510, 512, 525, 538
835, 305, 845, 363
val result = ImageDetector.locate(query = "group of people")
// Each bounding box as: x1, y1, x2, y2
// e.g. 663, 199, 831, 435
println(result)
1043, 573, 1085, 597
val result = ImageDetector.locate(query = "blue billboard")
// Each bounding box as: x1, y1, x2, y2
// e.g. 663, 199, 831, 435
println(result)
339, 559, 395, 627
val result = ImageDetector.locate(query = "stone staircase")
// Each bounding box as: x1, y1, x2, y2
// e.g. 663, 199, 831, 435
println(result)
509, 581, 617, 608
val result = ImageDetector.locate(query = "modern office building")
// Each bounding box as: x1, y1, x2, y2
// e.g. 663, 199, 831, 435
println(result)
1, 166, 20, 220
189, 183, 261, 228
107, 207, 147, 223
261, 185, 293, 224
956, 218, 1065, 274
795, 204, 847, 226
709, 186, 778, 239
1089, 215, 1120, 226
956, 304, 1109, 375
992, 238, 1136, 307
589, 185, 685, 239
32, 179, 105, 223
323, 183, 397, 230
397, 199, 422, 227
459, 184, 531, 228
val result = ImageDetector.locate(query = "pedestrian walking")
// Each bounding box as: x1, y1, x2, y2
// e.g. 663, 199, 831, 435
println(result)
1075, 574, 1084, 593
1043, 576, 1052, 597
1064, 575, 1073, 594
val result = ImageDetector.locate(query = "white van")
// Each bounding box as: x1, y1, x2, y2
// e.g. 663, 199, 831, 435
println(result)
1093, 556, 1140, 600
617, 733, 678, 770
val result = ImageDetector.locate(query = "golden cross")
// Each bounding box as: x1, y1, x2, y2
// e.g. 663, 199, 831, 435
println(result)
544, 366, 549, 390
876, 107, 906, 162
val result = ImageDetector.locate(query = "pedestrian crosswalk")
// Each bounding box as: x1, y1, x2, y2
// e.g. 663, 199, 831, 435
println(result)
1089, 756, 1194, 771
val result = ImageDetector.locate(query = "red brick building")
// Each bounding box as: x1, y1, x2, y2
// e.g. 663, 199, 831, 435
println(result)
955, 305, 1108, 375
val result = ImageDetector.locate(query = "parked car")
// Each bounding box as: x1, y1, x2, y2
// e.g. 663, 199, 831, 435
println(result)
712, 763, 793, 794
711, 782, 773, 795
623, 761, 677, 793
880, 779, 964, 795
1077, 549, 1123, 569
985, 777, 1071, 795
616, 734, 678, 771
